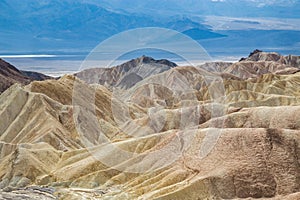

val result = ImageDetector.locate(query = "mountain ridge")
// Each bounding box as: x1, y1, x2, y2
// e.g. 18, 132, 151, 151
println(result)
75, 55, 177, 89
0, 0, 224, 53
1, 51, 300, 199
0, 58, 52, 93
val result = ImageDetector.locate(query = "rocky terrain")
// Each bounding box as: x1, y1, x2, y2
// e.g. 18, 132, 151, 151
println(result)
75, 55, 177, 89
0, 51, 300, 199
0, 58, 52, 93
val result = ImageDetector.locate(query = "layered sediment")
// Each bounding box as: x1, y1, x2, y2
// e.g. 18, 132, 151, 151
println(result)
0, 51, 300, 199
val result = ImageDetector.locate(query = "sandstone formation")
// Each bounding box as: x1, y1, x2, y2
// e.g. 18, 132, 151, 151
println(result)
75, 55, 177, 89
243, 49, 300, 68
202, 50, 300, 79
1, 51, 300, 199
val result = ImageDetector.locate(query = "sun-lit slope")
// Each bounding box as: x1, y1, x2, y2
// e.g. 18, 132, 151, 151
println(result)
0, 83, 81, 151
223, 73, 300, 107
0, 142, 62, 189
200, 50, 300, 80
243, 50, 300, 68
1, 52, 300, 199
222, 61, 299, 79
1, 127, 299, 199
75, 56, 177, 89
0, 74, 147, 149
0, 75, 144, 189
125, 64, 300, 109
47, 128, 300, 199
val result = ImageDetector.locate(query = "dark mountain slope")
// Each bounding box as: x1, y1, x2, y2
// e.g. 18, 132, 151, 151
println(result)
0, 58, 52, 93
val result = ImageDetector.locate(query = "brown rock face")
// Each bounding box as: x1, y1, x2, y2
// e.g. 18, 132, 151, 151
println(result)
0, 58, 31, 93
1, 51, 300, 199
0, 58, 52, 94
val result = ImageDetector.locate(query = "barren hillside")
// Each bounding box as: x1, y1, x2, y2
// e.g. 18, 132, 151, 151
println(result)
0, 51, 300, 199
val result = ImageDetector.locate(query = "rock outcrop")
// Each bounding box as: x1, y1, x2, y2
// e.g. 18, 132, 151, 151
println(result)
75, 55, 177, 89
244, 49, 300, 68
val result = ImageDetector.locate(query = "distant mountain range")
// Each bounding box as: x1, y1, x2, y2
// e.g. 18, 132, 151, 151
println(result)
0, 0, 221, 53
1, 0, 299, 56
1, 50, 299, 94
84, 0, 300, 18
